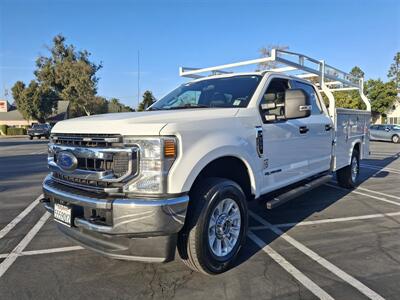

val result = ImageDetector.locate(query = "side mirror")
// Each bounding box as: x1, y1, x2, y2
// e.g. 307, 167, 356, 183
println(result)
284, 89, 311, 119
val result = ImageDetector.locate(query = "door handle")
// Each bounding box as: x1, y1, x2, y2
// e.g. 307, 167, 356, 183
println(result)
299, 126, 309, 134
325, 124, 332, 131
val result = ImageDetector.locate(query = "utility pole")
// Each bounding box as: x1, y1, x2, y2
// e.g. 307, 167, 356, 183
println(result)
137, 50, 140, 109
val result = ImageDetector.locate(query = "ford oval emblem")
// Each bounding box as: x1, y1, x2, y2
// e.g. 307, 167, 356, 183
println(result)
57, 151, 78, 171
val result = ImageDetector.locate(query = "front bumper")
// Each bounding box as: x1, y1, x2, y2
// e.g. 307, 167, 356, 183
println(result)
42, 175, 189, 261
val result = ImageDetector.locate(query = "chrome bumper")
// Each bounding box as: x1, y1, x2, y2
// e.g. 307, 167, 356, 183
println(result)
42, 175, 189, 236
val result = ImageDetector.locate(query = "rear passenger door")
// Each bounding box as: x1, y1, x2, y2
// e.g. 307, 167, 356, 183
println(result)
291, 80, 333, 175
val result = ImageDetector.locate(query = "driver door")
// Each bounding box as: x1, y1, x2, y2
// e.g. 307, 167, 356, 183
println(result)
260, 77, 310, 194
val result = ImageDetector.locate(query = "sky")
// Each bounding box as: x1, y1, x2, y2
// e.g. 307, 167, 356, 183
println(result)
0, 0, 399, 108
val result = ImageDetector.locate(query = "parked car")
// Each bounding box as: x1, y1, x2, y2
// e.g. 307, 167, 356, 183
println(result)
41, 49, 371, 275
369, 124, 400, 143
27, 123, 51, 140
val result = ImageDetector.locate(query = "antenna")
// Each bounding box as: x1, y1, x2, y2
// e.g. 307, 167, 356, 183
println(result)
137, 50, 140, 109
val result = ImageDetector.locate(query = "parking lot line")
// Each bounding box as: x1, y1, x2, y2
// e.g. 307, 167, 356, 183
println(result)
325, 183, 400, 207
250, 211, 400, 230
0, 194, 43, 240
0, 246, 84, 259
249, 211, 385, 300
248, 232, 334, 300
357, 186, 400, 200
361, 164, 400, 175
20, 246, 83, 256
0, 212, 50, 278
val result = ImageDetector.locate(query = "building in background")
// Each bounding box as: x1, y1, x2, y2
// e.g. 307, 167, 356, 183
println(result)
0, 99, 70, 127
386, 100, 400, 125
373, 100, 400, 125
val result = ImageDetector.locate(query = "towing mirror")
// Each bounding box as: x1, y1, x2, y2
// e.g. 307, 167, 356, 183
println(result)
284, 89, 311, 119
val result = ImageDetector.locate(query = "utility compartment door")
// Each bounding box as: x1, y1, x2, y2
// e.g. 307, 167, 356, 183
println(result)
335, 109, 370, 170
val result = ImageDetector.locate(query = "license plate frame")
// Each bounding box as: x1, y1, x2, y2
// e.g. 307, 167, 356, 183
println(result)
54, 203, 72, 227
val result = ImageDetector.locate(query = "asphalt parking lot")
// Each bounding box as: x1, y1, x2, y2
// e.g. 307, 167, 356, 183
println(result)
0, 137, 399, 300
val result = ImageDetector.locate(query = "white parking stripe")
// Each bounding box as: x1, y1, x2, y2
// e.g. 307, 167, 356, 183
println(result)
0, 194, 42, 239
325, 183, 400, 207
28, 151, 46, 155
248, 232, 334, 300
361, 164, 400, 174
0, 246, 83, 259
357, 186, 400, 200
249, 211, 385, 300
0, 212, 50, 278
21, 246, 83, 256
250, 211, 400, 230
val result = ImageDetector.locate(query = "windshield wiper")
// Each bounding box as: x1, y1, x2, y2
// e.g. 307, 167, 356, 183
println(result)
167, 104, 209, 110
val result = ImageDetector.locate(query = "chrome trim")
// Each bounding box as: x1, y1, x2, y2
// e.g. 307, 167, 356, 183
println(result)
48, 144, 138, 183
43, 175, 112, 209
43, 175, 190, 235
74, 218, 113, 233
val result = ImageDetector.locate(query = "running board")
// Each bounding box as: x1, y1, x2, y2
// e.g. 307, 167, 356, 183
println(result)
266, 174, 332, 209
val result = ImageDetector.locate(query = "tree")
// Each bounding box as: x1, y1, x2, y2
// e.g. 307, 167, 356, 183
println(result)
365, 79, 397, 115
258, 44, 289, 70
332, 66, 365, 109
34, 35, 102, 116
11, 80, 57, 123
387, 52, 400, 91
137, 90, 156, 111
11, 34, 105, 121
107, 98, 133, 113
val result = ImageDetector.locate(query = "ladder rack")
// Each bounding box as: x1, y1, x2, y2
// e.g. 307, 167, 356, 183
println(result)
179, 49, 371, 116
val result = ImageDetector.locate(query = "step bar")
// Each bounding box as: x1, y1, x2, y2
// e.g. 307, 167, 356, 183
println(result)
266, 174, 332, 209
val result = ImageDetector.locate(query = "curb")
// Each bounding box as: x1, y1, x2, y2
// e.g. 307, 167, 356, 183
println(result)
0, 135, 28, 139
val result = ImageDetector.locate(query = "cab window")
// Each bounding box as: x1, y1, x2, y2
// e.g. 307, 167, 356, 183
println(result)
291, 80, 322, 114
260, 78, 290, 120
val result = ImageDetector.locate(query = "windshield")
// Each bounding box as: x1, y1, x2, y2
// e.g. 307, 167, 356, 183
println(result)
150, 75, 262, 110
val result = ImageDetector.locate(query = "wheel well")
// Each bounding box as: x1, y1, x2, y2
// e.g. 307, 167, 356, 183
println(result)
192, 156, 253, 200
353, 143, 360, 156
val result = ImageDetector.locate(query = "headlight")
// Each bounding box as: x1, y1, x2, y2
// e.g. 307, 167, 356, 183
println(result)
122, 136, 177, 195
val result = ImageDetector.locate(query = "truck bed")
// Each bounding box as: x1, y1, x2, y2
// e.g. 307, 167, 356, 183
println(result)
334, 108, 370, 171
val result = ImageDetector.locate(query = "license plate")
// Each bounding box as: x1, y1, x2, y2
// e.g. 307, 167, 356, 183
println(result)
54, 203, 72, 226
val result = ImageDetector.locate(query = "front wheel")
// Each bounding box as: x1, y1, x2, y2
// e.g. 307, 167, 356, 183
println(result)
392, 135, 399, 143
177, 178, 248, 275
337, 149, 359, 188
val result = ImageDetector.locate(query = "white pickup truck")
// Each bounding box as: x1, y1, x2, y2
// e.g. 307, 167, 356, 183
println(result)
41, 50, 371, 275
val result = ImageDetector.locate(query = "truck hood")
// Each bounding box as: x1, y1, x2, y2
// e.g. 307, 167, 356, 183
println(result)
51, 108, 239, 136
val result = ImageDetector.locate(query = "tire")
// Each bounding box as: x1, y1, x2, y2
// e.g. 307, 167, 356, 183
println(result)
337, 149, 359, 188
29, 136, 33, 140
38, 136, 41, 139
177, 178, 248, 275
392, 135, 399, 143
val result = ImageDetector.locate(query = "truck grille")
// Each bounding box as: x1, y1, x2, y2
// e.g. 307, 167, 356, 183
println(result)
49, 133, 138, 193
51, 133, 122, 148
52, 172, 118, 193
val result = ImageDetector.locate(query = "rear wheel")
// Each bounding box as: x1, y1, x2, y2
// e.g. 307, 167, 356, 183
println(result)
337, 149, 359, 188
29, 136, 33, 140
177, 178, 248, 275
392, 135, 399, 143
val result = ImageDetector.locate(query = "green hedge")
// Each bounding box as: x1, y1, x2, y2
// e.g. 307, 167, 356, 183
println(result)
0, 124, 8, 135
6, 127, 27, 135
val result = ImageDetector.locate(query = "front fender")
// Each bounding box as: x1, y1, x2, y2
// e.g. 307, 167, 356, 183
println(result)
165, 128, 262, 198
